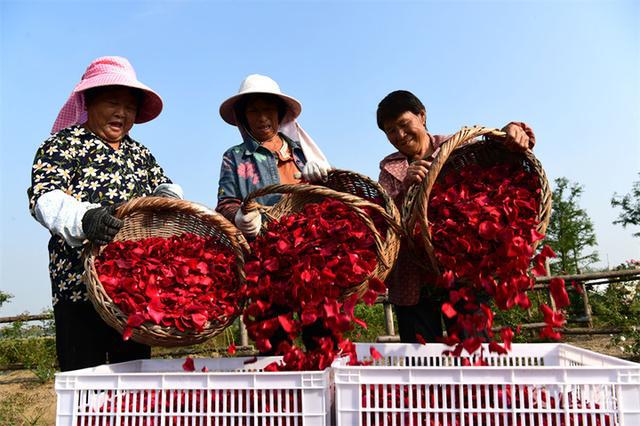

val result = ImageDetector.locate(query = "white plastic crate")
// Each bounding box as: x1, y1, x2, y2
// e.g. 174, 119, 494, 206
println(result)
56, 355, 332, 426
333, 343, 640, 426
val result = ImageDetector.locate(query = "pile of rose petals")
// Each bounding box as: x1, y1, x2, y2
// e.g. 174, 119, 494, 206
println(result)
95, 233, 242, 340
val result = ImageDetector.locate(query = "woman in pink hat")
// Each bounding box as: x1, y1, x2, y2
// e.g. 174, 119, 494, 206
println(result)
216, 74, 332, 238
27, 56, 183, 371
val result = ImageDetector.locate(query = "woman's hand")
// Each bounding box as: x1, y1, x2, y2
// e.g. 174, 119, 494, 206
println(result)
501, 123, 531, 151
301, 160, 330, 183
234, 209, 262, 238
403, 159, 432, 187
82, 205, 123, 245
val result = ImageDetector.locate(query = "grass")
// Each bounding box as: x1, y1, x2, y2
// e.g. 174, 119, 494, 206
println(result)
0, 386, 52, 426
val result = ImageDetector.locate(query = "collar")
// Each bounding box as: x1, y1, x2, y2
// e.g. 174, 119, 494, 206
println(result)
242, 132, 301, 156
76, 125, 133, 150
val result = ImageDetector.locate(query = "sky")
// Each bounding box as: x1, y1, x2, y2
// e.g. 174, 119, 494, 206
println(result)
0, 0, 638, 316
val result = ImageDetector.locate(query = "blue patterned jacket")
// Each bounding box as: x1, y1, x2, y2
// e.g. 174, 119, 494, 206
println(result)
216, 132, 307, 221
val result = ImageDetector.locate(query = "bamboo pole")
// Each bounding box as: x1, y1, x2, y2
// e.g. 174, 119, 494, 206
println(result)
545, 259, 557, 311
0, 314, 52, 324
533, 277, 638, 290
239, 318, 249, 347
383, 301, 396, 336
580, 281, 594, 328
533, 268, 640, 283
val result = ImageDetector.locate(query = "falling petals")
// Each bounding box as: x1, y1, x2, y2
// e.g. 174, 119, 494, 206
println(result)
424, 163, 567, 356
243, 198, 388, 371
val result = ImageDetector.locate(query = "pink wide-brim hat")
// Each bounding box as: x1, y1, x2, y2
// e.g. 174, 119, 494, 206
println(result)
51, 56, 163, 134
219, 74, 302, 126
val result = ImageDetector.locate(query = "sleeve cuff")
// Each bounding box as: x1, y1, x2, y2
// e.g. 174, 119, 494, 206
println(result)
34, 190, 100, 247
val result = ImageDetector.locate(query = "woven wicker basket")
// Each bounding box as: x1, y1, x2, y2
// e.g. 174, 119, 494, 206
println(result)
403, 126, 552, 275
243, 169, 402, 300
84, 197, 248, 347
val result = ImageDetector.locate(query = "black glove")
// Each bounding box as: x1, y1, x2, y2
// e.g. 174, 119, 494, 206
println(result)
81, 205, 123, 245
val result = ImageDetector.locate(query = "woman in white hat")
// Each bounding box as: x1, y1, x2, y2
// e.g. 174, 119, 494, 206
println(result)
216, 74, 331, 237
27, 56, 183, 371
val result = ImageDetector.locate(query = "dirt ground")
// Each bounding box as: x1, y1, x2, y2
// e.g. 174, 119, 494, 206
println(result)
0, 370, 56, 425
0, 335, 633, 426
563, 334, 629, 358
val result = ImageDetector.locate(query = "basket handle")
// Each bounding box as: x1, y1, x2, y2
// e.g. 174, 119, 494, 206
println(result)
241, 183, 401, 269
404, 126, 505, 273
111, 196, 250, 254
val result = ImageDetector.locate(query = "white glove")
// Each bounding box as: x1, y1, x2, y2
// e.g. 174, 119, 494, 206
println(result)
234, 209, 262, 238
153, 183, 184, 199
301, 160, 330, 183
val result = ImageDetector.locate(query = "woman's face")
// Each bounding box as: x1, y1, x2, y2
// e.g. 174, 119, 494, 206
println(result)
85, 86, 138, 143
382, 110, 429, 159
244, 97, 280, 142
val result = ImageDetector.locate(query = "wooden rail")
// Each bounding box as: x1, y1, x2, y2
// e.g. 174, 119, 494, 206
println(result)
534, 269, 640, 284
0, 313, 52, 324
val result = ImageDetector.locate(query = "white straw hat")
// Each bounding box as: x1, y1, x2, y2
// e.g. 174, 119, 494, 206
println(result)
219, 74, 302, 126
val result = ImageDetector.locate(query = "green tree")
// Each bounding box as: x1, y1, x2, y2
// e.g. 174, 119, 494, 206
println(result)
0, 291, 12, 308
611, 173, 640, 238
544, 177, 599, 274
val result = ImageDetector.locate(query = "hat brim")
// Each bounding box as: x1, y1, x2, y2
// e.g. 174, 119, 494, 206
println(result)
219, 92, 302, 126
74, 76, 163, 124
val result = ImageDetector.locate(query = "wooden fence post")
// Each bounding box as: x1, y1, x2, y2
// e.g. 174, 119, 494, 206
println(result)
545, 259, 557, 311
383, 301, 396, 337
579, 282, 594, 328
239, 318, 249, 346
575, 267, 594, 328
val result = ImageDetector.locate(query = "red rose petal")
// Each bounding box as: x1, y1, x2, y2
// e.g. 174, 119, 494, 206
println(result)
549, 278, 570, 308
278, 314, 297, 333
147, 302, 165, 325
462, 337, 482, 355
489, 341, 508, 354
500, 327, 514, 351
540, 325, 562, 340
191, 313, 207, 330
182, 357, 195, 372
370, 347, 382, 361
442, 302, 457, 319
